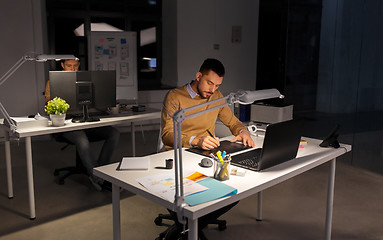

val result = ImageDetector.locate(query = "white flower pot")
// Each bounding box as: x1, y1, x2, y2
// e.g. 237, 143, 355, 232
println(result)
50, 114, 66, 127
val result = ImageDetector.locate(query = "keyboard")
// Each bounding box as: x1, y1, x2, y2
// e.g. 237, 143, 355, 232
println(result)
66, 111, 109, 120
238, 156, 260, 168
231, 148, 262, 170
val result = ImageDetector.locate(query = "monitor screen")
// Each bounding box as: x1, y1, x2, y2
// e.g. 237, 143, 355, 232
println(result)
49, 71, 116, 114
149, 58, 156, 68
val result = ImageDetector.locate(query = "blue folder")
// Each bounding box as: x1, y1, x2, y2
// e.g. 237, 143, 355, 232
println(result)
185, 177, 237, 206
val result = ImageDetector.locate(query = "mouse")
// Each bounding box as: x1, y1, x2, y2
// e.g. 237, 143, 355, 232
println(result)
71, 118, 82, 123
199, 158, 213, 168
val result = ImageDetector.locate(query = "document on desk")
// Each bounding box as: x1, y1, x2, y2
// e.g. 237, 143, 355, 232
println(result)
137, 171, 237, 206
137, 170, 208, 203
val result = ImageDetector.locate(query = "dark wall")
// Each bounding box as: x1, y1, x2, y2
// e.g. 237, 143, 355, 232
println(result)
256, 0, 322, 110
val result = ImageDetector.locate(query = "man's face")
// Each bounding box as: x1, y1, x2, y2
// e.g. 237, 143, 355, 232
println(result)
195, 70, 223, 99
61, 59, 80, 71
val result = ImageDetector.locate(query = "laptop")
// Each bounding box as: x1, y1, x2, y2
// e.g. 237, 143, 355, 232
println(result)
231, 120, 301, 171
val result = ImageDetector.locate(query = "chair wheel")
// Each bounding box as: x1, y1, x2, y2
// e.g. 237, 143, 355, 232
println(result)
218, 220, 227, 231
164, 224, 183, 240
154, 216, 163, 226
58, 179, 65, 185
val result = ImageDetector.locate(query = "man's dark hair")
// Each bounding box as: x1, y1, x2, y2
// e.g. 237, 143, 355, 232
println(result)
199, 58, 225, 77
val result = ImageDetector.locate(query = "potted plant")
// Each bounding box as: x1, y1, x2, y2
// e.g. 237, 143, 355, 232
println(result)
45, 97, 70, 126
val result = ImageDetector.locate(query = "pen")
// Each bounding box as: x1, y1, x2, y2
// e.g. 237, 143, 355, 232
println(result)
206, 129, 214, 138
210, 153, 219, 161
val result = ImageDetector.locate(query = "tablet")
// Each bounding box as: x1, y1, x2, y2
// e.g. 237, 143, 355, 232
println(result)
186, 140, 251, 157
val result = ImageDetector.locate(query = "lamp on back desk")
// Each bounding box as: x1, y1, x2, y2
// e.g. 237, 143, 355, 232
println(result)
0, 53, 78, 133
171, 88, 284, 224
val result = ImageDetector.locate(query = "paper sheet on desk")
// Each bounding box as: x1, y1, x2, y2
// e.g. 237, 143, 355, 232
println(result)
137, 171, 208, 203
137, 171, 237, 206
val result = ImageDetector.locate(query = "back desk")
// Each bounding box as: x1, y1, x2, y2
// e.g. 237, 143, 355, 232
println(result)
1, 108, 161, 219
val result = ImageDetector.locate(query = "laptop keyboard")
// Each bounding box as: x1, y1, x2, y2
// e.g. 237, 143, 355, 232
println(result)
232, 148, 262, 169
238, 155, 259, 168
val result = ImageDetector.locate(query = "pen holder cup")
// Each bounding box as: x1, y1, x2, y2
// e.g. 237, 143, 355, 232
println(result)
214, 159, 231, 181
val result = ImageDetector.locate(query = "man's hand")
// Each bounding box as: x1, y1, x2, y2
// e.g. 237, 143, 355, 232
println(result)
192, 136, 220, 150
230, 130, 255, 148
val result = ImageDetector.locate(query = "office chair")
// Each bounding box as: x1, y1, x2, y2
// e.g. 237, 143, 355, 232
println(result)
157, 126, 165, 153
154, 209, 226, 240
155, 125, 226, 239
53, 136, 88, 185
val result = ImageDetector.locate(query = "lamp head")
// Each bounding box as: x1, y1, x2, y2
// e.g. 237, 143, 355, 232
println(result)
33, 54, 79, 62
233, 89, 284, 105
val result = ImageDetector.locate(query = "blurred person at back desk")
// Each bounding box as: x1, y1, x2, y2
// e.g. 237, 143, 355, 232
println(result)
45, 59, 119, 191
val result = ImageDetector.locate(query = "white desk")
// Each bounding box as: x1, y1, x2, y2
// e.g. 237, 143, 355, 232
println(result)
94, 136, 351, 240
1, 109, 161, 219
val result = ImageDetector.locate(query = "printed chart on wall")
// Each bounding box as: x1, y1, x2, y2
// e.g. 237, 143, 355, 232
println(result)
88, 31, 138, 101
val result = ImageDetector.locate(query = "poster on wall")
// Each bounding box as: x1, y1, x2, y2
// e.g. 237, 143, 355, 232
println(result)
88, 31, 138, 101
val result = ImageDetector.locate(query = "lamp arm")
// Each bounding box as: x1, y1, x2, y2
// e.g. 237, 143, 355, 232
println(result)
186, 102, 230, 120
0, 102, 16, 132
0, 56, 28, 87
179, 95, 231, 115
172, 94, 233, 225
173, 120, 187, 224
0, 53, 78, 133
0, 55, 33, 133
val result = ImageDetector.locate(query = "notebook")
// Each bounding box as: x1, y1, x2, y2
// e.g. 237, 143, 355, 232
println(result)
231, 120, 301, 171
186, 140, 251, 157
117, 156, 150, 170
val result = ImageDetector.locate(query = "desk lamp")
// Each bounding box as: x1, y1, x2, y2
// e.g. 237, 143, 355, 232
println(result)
171, 88, 284, 224
0, 53, 78, 132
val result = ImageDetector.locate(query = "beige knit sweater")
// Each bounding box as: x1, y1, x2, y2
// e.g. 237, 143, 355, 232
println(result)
161, 85, 246, 150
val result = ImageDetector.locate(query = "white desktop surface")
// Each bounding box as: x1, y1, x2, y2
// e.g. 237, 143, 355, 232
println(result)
94, 136, 351, 240
1, 108, 161, 220
11, 110, 160, 138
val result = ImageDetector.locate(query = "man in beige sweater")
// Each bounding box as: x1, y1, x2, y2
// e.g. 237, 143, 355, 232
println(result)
161, 58, 253, 238
161, 58, 254, 150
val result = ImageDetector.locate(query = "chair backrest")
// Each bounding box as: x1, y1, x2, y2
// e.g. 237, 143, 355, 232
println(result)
215, 120, 232, 138
157, 125, 165, 153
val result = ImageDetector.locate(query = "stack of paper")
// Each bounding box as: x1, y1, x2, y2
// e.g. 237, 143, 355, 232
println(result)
4, 117, 48, 129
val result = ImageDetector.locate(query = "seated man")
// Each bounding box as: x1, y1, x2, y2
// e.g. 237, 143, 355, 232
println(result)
46, 59, 120, 191
161, 58, 254, 150
161, 58, 254, 235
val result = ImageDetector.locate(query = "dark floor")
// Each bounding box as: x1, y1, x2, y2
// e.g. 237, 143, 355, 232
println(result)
0, 129, 382, 240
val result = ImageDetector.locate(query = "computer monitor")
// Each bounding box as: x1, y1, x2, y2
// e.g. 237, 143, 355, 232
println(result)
91, 71, 116, 110
49, 71, 116, 120
149, 58, 156, 68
